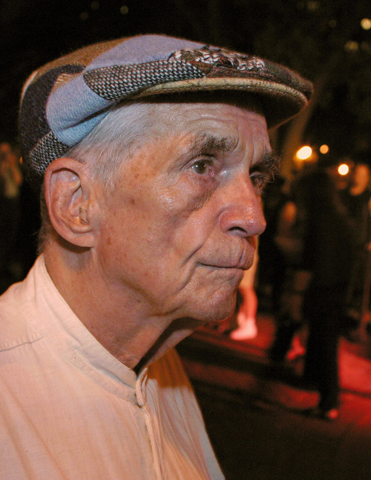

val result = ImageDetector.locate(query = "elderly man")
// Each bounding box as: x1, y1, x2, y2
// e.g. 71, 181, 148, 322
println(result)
0, 35, 312, 479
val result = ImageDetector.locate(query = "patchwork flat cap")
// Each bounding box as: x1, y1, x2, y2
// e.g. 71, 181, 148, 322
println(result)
19, 34, 313, 176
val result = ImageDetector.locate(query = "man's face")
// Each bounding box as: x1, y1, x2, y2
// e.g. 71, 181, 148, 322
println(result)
94, 100, 273, 323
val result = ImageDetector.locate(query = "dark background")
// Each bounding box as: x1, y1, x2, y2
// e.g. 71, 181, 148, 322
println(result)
1, 0, 370, 162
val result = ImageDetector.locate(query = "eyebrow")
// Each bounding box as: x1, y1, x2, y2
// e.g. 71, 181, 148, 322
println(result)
251, 152, 281, 180
189, 133, 280, 176
188, 133, 239, 157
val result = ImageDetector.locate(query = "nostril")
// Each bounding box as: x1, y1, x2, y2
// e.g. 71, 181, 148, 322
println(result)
228, 226, 248, 237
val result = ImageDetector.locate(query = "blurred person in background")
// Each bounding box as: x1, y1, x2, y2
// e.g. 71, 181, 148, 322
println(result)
257, 175, 290, 313
268, 173, 310, 363
340, 162, 371, 334
230, 246, 259, 340
301, 167, 355, 420
0, 142, 23, 293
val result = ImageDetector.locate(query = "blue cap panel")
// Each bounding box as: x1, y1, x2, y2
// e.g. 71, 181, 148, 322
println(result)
46, 75, 112, 146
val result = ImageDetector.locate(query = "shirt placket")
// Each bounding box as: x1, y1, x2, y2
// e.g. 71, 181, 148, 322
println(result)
136, 370, 165, 480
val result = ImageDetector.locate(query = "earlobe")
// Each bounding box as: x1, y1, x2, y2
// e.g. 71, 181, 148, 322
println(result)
44, 158, 97, 248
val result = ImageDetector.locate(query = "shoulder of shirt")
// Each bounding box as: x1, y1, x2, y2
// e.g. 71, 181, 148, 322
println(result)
0, 280, 43, 353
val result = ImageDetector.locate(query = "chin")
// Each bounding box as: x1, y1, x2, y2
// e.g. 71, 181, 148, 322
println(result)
193, 290, 238, 323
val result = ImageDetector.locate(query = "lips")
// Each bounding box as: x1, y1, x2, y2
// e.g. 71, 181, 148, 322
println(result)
200, 244, 255, 271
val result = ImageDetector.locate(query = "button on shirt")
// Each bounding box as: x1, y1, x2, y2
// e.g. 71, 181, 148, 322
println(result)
0, 256, 224, 480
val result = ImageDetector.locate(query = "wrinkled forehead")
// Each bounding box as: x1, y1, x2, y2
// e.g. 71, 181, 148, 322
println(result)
141, 92, 268, 140
133, 97, 272, 178
108, 98, 272, 182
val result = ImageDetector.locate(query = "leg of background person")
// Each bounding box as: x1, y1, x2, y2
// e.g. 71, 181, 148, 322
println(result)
230, 248, 259, 341
304, 284, 342, 419
317, 285, 343, 413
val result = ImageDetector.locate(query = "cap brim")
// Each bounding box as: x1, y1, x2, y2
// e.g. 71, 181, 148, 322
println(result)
134, 76, 309, 129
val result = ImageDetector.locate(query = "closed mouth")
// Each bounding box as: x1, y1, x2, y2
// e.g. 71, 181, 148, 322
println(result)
199, 243, 255, 271
200, 262, 251, 271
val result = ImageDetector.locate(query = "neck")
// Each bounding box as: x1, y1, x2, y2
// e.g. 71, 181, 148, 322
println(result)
43, 243, 201, 370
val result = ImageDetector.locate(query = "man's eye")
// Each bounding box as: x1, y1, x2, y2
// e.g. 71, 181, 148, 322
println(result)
191, 160, 214, 175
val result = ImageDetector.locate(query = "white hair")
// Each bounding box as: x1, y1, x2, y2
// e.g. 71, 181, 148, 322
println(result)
67, 101, 158, 189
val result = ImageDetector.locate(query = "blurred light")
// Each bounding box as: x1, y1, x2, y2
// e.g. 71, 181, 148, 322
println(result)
345, 40, 359, 52
338, 164, 349, 176
328, 19, 337, 28
80, 11, 89, 20
120, 5, 129, 14
296, 146, 313, 160
307, 1, 320, 11
91, 1, 99, 10
319, 144, 329, 154
361, 18, 371, 30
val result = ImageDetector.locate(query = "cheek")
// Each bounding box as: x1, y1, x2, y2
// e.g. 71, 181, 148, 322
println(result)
153, 193, 213, 256
101, 175, 214, 267
156, 177, 215, 229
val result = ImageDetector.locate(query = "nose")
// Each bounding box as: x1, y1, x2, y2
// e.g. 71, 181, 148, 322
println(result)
218, 175, 266, 238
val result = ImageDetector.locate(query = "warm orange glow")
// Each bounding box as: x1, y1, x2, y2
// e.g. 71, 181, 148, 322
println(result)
338, 163, 349, 176
361, 18, 371, 30
296, 146, 313, 160
319, 144, 329, 154
345, 40, 359, 52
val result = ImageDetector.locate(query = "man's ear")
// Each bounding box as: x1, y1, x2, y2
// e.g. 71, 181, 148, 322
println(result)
44, 158, 98, 248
